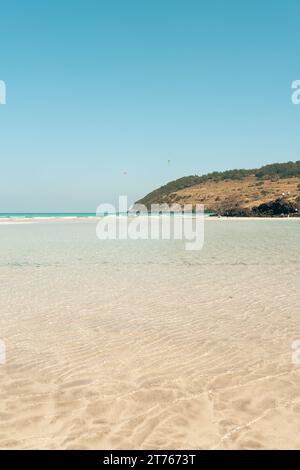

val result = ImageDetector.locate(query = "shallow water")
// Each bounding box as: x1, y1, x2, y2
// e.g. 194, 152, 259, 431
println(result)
0, 218, 300, 449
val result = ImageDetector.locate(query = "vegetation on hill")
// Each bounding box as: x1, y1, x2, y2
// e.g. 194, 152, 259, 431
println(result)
255, 161, 300, 179
137, 161, 300, 209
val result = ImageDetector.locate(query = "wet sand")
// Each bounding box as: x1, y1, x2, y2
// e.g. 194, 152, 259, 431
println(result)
0, 219, 300, 449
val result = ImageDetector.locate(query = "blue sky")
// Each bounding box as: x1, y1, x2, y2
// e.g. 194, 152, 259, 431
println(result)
0, 0, 299, 211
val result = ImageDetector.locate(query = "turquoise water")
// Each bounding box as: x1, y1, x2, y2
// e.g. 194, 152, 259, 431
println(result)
0, 212, 96, 218
0, 212, 214, 218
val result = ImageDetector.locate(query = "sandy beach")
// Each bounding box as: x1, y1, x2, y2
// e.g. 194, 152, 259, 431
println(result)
0, 218, 300, 449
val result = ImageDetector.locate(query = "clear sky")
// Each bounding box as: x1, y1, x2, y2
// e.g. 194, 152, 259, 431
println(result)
0, 0, 299, 211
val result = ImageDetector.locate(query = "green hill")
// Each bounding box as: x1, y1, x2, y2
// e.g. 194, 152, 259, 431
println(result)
137, 161, 300, 208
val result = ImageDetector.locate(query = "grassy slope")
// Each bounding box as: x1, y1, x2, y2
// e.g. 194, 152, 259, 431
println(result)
137, 161, 300, 212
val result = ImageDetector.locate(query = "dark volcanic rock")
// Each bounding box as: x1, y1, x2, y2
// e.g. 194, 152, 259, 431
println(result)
253, 198, 298, 216
219, 207, 253, 217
